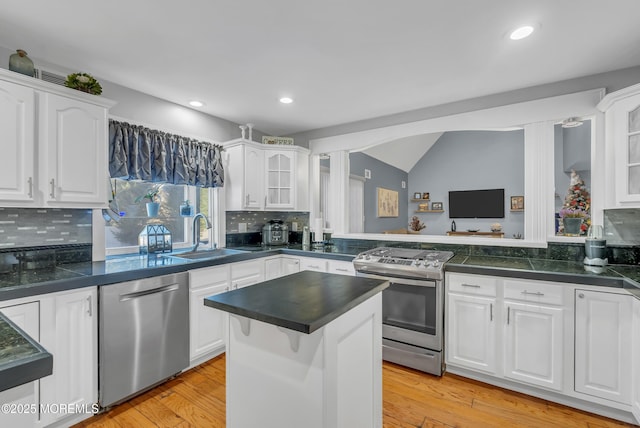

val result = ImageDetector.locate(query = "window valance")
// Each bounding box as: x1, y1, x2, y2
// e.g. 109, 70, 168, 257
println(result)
108, 119, 224, 188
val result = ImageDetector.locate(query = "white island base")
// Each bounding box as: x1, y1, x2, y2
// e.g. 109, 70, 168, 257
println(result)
226, 293, 382, 428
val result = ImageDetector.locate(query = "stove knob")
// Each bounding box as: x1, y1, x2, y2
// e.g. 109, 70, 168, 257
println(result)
414, 261, 422, 267
433, 261, 440, 268
365, 254, 371, 260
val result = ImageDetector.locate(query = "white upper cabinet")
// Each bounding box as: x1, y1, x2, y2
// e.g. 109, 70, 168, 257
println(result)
223, 139, 309, 211
0, 80, 35, 203
598, 83, 640, 207
0, 68, 115, 208
39, 92, 108, 206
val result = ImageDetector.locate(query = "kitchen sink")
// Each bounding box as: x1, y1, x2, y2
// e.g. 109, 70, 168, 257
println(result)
163, 248, 248, 260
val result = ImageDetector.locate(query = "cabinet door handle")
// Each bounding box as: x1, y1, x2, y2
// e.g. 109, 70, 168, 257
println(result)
246, 194, 249, 205
490, 303, 493, 321
578, 293, 585, 299
49, 179, 56, 199
507, 306, 510, 325
225, 286, 230, 292
294, 261, 299, 265
233, 283, 238, 289
461, 283, 480, 288
87, 295, 92, 317
521, 290, 544, 296
27, 177, 33, 198
335, 268, 349, 272
309, 265, 320, 269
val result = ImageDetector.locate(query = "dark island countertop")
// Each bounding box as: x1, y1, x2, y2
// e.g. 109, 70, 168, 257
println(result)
204, 270, 389, 334
0, 311, 52, 392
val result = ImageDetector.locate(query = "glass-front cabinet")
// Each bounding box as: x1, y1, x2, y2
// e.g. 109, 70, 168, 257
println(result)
266, 151, 293, 209
598, 82, 640, 207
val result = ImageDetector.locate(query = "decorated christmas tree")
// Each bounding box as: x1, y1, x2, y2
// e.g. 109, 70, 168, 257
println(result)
559, 170, 591, 234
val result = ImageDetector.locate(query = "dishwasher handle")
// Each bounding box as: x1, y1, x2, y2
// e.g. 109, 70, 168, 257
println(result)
119, 283, 180, 301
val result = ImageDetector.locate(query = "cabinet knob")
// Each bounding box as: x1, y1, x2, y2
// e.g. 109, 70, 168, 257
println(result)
578, 293, 585, 299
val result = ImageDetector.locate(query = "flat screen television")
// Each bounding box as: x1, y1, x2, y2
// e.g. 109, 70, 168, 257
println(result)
448, 188, 505, 218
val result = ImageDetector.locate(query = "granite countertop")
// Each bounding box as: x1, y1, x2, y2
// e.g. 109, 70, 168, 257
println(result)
0, 312, 52, 392
447, 254, 640, 293
204, 270, 389, 334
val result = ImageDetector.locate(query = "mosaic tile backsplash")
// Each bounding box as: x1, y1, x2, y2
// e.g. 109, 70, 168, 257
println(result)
226, 211, 310, 234
0, 208, 92, 249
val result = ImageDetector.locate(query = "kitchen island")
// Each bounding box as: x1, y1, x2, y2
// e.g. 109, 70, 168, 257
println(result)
204, 270, 389, 428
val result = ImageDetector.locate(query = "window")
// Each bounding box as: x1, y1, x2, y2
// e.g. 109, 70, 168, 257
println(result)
106, 180, 216, 254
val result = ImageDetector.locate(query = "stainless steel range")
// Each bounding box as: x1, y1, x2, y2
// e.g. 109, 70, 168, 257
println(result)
353, 247, 454, 376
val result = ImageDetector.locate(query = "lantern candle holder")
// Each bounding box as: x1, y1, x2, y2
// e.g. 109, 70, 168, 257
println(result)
138, 224, 172, 254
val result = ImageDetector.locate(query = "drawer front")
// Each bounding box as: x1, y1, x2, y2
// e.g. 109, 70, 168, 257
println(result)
327, 260, 355, 276
446, 273, 497, 297
190, 265, 229, 289
503, 279, 564, 306
299, 257, 327, 272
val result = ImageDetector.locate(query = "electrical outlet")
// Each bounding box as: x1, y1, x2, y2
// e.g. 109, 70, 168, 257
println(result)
238, 222, 247, 232
291, 221, 298, 231
402, 181, 406, 189
364, 169, 371, 179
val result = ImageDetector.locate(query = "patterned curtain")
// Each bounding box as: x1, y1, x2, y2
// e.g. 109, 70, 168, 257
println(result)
108, 119, 224, 188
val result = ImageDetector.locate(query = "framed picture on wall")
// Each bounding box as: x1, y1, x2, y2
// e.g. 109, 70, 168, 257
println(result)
413, 192, 422, 200
422, 192, 430, 200
510, 196, 524, 211
377, 187, 399, 217
431, 202, 443, 211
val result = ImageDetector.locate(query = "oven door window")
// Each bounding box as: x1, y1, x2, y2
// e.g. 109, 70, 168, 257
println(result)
382, 282, 436, 336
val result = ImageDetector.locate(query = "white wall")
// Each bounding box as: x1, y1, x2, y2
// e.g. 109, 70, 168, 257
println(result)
290, 66, 640, 147
0, 45, 265, 143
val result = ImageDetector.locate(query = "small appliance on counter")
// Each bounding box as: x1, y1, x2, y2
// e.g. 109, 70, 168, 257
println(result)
262, 220, 289, 246
584, 225, 607, 267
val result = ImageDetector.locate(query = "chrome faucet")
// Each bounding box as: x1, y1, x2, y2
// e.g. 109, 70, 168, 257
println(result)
191, 213, 212, 252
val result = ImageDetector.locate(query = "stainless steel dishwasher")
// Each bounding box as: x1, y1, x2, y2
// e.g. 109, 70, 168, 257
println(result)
99, 272, 189, 408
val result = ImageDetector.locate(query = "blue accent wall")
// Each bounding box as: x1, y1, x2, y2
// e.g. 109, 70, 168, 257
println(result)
408, 130, 525, 237
349, 153, 408, 233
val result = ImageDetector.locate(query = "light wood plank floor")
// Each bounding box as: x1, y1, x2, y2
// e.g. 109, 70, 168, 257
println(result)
74, 354, 635, 428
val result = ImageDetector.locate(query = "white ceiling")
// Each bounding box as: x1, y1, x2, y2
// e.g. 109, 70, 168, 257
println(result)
360, 133, 443, 172
2, 1, 640, 136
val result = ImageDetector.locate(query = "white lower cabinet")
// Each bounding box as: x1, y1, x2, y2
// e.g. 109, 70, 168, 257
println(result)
299, 257, 327, 272
281, 257, 301, 276
189, 265, 230, 363
575, 289, 632, 404
327, 259, 355, 276
632, 297, 640, 422
231, 259, 265, 289
503, 301, 563, 391
39, 287, 97, 427
0, 301, 41, 427
447, 272, 639, 423
446, 293, 497, 374
0, 288, 97, 428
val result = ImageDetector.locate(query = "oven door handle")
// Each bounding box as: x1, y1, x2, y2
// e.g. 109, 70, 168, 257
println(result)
356, 272, 437, 287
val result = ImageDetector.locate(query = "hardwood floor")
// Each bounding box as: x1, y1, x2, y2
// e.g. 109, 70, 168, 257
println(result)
75, 354, 635, 428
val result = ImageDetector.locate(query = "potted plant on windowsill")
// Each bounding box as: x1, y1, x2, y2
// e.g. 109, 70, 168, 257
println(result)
559, 208, 588, 236
135, 184, 163, 217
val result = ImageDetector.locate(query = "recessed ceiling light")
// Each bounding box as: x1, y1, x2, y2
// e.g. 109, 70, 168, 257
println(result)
279, 97, 293, 104
510, 25, 534, 40
189, 100, 204, 107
